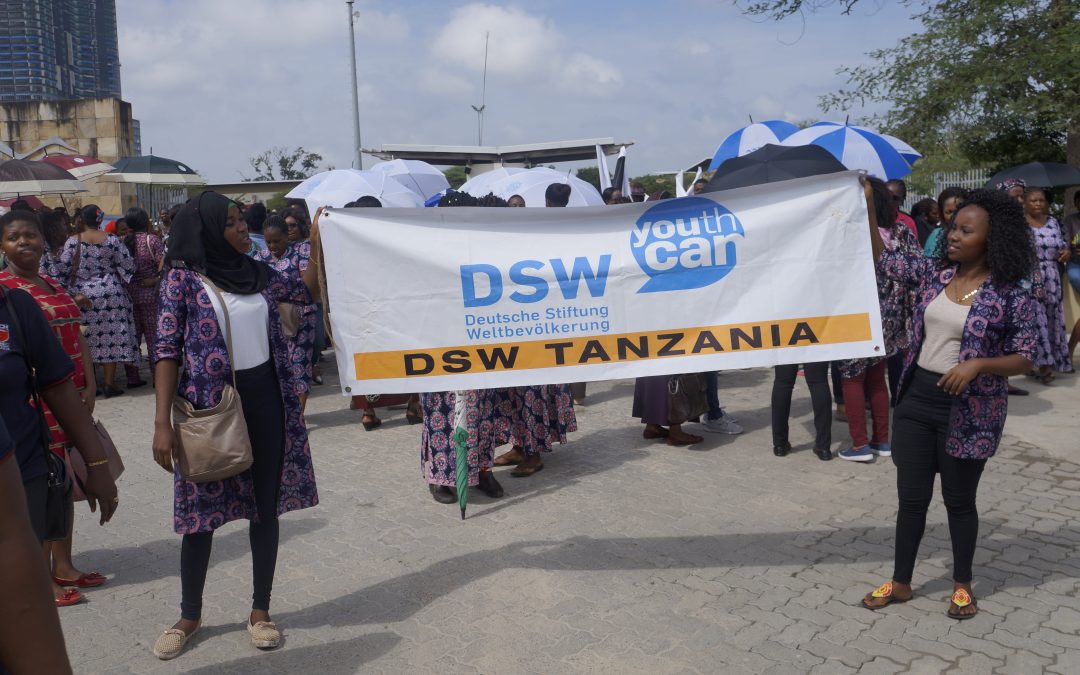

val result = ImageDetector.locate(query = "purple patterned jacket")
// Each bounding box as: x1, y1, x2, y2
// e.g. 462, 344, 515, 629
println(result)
879, 251, 1038, 460
154, 266, 318, 534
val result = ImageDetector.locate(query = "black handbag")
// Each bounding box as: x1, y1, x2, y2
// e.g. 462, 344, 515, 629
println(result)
667, 373, 709, 425
0, 286, 71, 540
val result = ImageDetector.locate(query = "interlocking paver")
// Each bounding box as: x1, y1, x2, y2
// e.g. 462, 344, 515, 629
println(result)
58, 360, 1080, 673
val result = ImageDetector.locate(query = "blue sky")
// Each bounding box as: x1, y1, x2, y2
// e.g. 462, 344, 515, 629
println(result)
116, 0, 921, 182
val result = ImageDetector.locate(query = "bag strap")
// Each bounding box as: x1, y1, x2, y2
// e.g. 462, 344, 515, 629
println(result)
197, 274, 239, 388
0, 286, 54, 456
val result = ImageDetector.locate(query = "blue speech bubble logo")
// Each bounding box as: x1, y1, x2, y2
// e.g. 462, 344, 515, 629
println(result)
630, 197, 745, 294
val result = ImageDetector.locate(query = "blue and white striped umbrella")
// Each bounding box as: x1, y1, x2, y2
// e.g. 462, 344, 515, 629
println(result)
781, 123, 912, 179
709, 120, 799, 171
809, 121, 922, 166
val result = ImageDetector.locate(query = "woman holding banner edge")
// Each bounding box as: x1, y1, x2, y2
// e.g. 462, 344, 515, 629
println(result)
859, 180, 1037, 620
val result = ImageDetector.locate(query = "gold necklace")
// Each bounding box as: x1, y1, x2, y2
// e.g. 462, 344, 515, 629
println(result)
957, 288, 980, 303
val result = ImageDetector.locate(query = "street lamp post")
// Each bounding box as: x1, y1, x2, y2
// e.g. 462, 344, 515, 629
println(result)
346, 0, 363, 169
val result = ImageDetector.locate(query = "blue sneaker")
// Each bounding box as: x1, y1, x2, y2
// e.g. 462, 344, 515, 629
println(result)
838, 446, 875, 462
871, 442, 891, 457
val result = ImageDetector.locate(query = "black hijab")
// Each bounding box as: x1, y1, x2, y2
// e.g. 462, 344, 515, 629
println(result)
164, 191, 267, 294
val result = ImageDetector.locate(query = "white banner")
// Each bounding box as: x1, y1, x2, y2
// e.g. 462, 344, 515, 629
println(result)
319, 172, 884, 395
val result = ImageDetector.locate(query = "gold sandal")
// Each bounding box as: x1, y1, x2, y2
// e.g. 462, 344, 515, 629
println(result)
152, 624, 198, 660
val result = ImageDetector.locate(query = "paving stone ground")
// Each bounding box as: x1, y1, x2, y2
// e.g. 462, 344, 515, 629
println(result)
62, 356, 1080, 674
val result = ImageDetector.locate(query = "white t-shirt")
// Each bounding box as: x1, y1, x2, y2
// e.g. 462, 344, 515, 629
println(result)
203, 281, 271, 371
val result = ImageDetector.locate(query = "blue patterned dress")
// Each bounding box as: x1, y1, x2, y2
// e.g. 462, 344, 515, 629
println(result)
421, 389, 511, 487
154, 266, 318, 534
253, 244, 317, 395
1030, 217, 1073, 373
55, 234, 138, 363
503, 385, 578, 456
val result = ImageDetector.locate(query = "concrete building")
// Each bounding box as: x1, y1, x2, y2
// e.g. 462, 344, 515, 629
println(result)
0, 97, 137, 213
0, 0, 121, 103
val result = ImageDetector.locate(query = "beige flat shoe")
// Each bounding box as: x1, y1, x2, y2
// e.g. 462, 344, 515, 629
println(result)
152, 625, 198, 660
248, 620, 281, 649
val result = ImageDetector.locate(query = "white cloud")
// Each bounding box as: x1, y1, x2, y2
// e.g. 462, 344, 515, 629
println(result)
429, 3, 621, 94
112, 0, 921, 182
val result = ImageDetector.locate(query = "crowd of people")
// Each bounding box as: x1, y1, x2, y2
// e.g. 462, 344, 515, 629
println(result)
0, 167, 1076, 667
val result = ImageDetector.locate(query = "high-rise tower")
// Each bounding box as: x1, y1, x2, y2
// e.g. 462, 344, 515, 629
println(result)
0, 0, 121, 102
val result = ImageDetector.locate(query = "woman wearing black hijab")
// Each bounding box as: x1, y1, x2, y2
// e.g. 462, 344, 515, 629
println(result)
150, 192, 320, 659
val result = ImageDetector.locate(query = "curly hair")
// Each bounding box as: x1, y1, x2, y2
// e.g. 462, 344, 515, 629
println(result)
930, 188, 1034, 285
437, 191, 508, 208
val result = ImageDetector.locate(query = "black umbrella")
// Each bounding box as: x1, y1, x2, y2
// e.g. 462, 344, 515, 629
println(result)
0, 158, 87, 197
984, 162, 1080, 189
99, 154, 205, 185
702, 143, 848, 192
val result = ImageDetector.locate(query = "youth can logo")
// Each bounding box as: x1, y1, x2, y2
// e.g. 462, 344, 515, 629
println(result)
630, 197, 745, 294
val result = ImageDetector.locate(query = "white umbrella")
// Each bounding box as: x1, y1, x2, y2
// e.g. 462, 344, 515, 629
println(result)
458, 167, 528, 198
480, 167, 604, 207
286, 169, 424, 216
368, 159, 450, 200
781, 124, 912, 180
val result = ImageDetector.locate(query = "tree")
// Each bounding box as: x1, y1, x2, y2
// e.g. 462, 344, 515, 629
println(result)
576, 167, 602, 191
743, 1, 1079, 178
630, 174, 677, 196
246, 146, 324, 181
444, 166, 467, 188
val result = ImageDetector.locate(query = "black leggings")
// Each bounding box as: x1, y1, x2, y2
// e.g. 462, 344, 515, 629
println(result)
180, 360, 286, 621
771, 362, 831, 450
891, 367, 986, 584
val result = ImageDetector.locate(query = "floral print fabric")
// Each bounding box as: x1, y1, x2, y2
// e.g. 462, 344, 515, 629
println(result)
878, 251, 1038, 459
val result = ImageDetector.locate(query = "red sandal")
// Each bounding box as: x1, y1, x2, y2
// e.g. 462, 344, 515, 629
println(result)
53, 572, 106, 588
55, 587, 84, 607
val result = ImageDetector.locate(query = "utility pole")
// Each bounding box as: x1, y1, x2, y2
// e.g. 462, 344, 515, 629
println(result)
346, 0, 363, 169
470, 32, 490, 146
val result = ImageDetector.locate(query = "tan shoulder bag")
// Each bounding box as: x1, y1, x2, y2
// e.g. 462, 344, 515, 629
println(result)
171, 275, 254, 483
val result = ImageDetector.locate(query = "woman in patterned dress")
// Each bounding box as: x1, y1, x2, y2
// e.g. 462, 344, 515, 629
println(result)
838, 178, 920, 463
1023, 186, 1073, 382
150, 192, 319, 659
253, 216, 317, 411
122, 207, 165, 387
55, 204, 138, 397
0, 210, 108, 608
421, 192, 508, 504
861, 187, 1037, 620
493, 384, 578, 475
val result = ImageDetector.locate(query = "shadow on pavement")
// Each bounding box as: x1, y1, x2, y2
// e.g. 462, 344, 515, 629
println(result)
74, 517, 329, 588
181, 631, 401, 675
271, 519, 1074, 632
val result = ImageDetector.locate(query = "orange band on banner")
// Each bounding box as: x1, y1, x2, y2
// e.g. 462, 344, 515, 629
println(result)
354, 313, 874, 380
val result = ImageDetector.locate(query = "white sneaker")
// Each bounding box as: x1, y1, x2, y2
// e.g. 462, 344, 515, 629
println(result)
702, 415, 743, 435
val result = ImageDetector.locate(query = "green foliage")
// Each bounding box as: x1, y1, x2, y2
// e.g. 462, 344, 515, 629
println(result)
739, 0, 862, 20
742, 0, 1077, 176
246, 147, 324, 181
630, 174, 677, 196
444, 166, 467, 189
818, 0, 1077, 173
575, 167, 602, 191
265, 191, 290, 212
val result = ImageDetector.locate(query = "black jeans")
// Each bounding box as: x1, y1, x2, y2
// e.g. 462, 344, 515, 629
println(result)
771, 363, 832, 450
887, 351, 905, 407
830, 362, 843, 405
891, 367, 986, 584
180, 360, 286, 621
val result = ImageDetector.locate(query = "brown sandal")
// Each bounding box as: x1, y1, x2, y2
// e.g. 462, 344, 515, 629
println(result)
643, 426, 669, 440
510, 455, 543, 477
947, 588, 977, 620
666, 433, 703, 446
494, 447, 525, 466
862, 581, 912, 610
